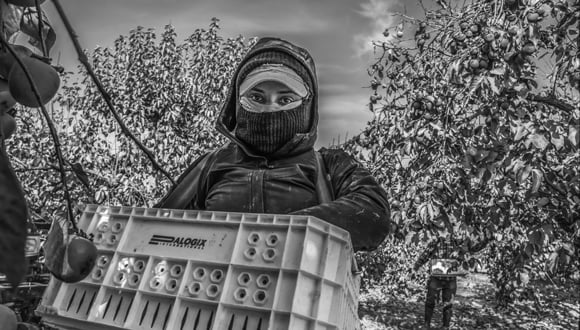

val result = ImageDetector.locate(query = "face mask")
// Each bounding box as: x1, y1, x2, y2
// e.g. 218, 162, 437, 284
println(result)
235, 99, 310, 155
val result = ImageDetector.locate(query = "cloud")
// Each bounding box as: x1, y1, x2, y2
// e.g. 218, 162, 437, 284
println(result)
353, 0, 399, 57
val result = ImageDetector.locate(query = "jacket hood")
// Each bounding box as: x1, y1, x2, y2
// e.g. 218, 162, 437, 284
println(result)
216, 37, 319, 159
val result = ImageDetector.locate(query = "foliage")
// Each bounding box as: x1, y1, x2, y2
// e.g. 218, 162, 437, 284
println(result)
346, 0, 580, 304
7, 19, 256, 226
356, 239, 426, 297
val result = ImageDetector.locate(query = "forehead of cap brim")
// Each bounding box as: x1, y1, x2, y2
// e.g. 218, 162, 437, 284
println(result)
239, 64, 309, 97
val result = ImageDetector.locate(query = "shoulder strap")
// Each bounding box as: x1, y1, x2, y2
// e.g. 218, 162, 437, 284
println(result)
314, 150, 335, 204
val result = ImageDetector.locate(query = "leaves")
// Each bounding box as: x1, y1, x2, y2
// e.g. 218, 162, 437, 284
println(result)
525, 133, 549, 150
568, 125, 579, 147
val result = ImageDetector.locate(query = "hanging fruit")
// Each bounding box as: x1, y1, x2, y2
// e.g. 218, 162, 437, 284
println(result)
0, 45, 33, 78
8, 55, 60, 107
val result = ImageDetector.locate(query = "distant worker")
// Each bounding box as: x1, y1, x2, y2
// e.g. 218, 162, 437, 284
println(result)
413, 229, 489, 329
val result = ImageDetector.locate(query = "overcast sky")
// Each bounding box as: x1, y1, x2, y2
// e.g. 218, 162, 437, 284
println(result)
39, 0, 420, 147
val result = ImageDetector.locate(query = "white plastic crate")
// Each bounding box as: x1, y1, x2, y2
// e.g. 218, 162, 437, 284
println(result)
36, 205, 362, 330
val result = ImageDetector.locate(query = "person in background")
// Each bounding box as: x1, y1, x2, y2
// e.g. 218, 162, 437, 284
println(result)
155, 37, 392, 252
413, 228, 489, 329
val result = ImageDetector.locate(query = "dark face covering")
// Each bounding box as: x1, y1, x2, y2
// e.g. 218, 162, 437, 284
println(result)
235, 99, 310, 155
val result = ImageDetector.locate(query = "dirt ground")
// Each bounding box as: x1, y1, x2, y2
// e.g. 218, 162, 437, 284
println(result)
358, 273, 580, 330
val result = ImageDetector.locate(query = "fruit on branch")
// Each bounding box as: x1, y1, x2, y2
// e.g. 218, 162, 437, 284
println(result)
0, 45, 33, 79
49, 235, 97, 283
453, 32, 466, 42
499, 38, 510, 49
0, 113, 16, 139
5, 0, 46, 6
0, 79, 17, 111
469, 59, 480, 69
521, 43, 537, 55
396, 30, 404, 38
483, 33, 495, 42
469, 24, 480, 34
526, 12, 540, 23
508, 26, 519, 36
8, 56, 60, 107
67, 236, 97, 278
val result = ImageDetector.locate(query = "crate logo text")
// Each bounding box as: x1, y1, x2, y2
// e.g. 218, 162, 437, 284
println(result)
148, 234, 207, 249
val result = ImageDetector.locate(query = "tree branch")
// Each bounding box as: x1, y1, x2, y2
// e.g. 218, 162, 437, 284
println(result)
526, 93, 576, 113
50, 0, 175, 186
0, 35, 77, 234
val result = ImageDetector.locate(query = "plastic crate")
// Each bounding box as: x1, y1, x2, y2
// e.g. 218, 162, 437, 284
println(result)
36, 205, 361, 330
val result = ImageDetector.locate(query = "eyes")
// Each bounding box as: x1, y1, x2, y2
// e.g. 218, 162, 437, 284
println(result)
247, 92, 298, 106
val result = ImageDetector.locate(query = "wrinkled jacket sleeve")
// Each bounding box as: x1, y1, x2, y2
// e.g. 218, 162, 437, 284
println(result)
153, 152, 214, 210
290, 148, 391, 251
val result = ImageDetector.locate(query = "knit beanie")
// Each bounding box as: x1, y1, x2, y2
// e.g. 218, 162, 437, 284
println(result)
235, 51, 314, 156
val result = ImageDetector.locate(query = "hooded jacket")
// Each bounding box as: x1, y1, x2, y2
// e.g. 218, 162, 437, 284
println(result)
155, 37, 391, 251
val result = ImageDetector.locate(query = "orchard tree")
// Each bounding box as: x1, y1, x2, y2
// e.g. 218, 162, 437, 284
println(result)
348, 0, 579, 303
8, 19, 256, 225
1, 2, 255, 285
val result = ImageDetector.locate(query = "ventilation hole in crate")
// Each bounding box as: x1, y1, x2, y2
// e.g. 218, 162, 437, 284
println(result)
163, 303, 173, 330
150, 277, 163, 290
244, 247, 257, 260
206, 284, 220, 299
94, 232, 105, 244
97, 255, 109, 267
86, 292, 97, 316
228, 314, 235, 329
180, 307, 188, 330
113, 297, 123, 321
170, 264, 183, 277
66, 288, 77, 312
234, 288, 248, 302
257, 317, 263, 330
210, 269, 224, 282
238, 272, 251, 286
124, 297, 133, 323
92, 268, 104, 281
248, 232, 260, 245
112, 222, 124, 233
113, 272, 126, 285
97, 222, 110, 232
166, 279, 178, 292
267, 234, 279, 246
106, 234, 118, 246
151, 302, 161, 328
75, 290, 87, 314
155, 262, 168, 275
256, 274, 271, 289
207, 310, 214, 330
194, 309, 202, 329
188, 282, 202, 296
134, 259, 146, 272
128, 274, 140, 287
243, 315, 249, 329
193, 267, 206, 280
263, 248, 276, 262
102, 294, 113, 318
